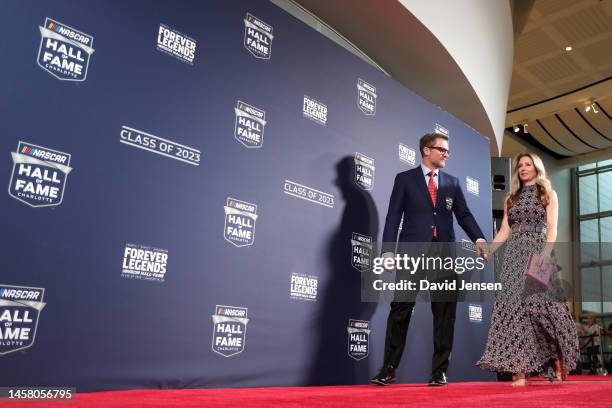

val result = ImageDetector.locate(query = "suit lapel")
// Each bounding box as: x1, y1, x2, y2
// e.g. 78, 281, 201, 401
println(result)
435, 171, 444, 208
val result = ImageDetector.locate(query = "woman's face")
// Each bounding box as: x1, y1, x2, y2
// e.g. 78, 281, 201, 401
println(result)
517, 156, 537, 183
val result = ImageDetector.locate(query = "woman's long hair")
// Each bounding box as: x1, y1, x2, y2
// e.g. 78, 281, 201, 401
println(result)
506, 152, 553, 209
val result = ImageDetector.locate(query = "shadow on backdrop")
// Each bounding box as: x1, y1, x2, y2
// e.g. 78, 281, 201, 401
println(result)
305, 156, 379, 385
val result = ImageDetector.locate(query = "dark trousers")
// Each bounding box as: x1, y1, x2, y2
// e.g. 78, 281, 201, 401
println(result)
382, 242, 457, 375
586, 346, 601, 373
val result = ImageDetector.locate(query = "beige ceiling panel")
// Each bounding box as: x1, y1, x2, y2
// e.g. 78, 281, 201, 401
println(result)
596, 95, 612, 112
507, 92, 549, 111
515, 29, 559, 62
549, 74, 596, 95
534, 0, 582, 17
538, 115, 594, 153
577, 36, 612, 67
552, 4, 612, 44
526, 54, 582, 83
557, 109, 612, 149
509, 73, 535, 95
601, 65, 612, 77
528, 119, 576, 156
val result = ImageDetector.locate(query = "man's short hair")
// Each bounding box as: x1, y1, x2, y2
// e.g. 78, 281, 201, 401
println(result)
419, 133, 449, 156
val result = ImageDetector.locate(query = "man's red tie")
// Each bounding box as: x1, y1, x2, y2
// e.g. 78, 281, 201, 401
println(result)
428, 171, 437, 238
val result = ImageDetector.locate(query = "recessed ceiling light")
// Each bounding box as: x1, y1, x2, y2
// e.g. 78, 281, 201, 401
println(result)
565, 46, 572, 51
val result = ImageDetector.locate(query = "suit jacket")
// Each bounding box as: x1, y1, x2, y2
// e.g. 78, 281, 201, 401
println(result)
381, 167, 484, 253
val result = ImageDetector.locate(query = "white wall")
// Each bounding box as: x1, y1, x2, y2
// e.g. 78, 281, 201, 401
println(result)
400, 0, 514, 155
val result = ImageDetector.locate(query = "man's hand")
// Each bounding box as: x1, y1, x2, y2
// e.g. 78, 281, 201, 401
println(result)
381, 252, 396, 272
475, 239, 489, 261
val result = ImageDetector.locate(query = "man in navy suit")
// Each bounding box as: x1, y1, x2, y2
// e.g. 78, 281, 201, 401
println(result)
371, 133, 488, 386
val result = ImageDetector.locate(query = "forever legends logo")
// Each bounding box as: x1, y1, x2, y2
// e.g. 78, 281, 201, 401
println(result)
469, 304, 483, 323
121, 244, 169, 283
156, 23, 197, 65
399, 143, 416, 167
8, 141, 72, 208
466, 176, 480, 196
37, 17, 94, 81
0, 285, 46, 355
212, 305, 249, 357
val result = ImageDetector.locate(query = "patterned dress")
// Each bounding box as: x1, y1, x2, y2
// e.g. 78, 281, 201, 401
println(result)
477, 184, 579, 374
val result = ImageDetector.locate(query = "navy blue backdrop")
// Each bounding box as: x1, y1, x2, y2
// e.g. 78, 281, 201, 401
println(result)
1, 0, 494, 391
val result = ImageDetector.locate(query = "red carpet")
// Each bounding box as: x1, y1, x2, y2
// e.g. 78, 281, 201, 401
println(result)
5, 377, 611, 407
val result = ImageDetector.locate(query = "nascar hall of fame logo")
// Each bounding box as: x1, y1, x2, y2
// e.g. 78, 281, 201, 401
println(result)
468, 304, 483, 323
212, 305, 248, 357
399, 143, 416, 166
357, 79, 376, 115
224, 198, 258, 247
290, 273, 318, 302
434, 123, 449, 137
0, 285, 46, 355
302, 95, 328, 126
347, 319, 370, 361
351, 233, 372, 272
234, 101, 266, 148
8, 142, 72, 208
244, 13, 273, 59
121, 244, 169, 283
354, 153, 375, 190
37, 17, 94, 81
466, 176, 480, 196
156, 23, 197, 65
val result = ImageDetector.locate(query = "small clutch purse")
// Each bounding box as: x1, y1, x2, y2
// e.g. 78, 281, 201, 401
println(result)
525, 254, 555, 285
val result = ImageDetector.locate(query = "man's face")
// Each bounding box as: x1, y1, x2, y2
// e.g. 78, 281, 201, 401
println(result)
424, 138, 450, 169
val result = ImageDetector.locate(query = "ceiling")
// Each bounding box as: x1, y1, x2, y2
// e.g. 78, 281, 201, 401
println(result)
506, 0, 612, 159
282, 0, 611, 161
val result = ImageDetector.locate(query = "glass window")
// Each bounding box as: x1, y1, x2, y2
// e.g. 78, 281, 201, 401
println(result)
604, 266, 612, 313
582, 302, 602, 314
581, 266, 601, 314
576, 161, 612, 315
598, 159, 612, 168
579, 174, 598, 215
579, 163, 597, 171
599, 171, 612, 213
581, 266, 601, 297
601, 216, 612, 245
580, 219, 599, 262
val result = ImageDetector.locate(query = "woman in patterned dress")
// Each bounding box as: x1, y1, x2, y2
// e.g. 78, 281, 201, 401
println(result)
476, 153, 579, 386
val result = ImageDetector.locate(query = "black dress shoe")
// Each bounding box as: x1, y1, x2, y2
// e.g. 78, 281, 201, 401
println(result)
428, 372, 448, 386
371, 365, 396, 386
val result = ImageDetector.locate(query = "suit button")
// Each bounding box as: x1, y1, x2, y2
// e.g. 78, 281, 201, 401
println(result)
433, 212, 437, 215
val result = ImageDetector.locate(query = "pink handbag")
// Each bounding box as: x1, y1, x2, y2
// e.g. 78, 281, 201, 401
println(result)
525, 253, 555, 285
